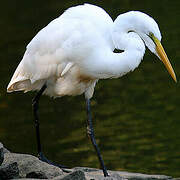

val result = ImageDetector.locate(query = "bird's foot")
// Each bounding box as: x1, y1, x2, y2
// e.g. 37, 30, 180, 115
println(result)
38, 152, 69, 171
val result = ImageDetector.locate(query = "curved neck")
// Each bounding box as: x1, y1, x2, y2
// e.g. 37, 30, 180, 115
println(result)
85, 45, 145, 79
87, 33, 145, 79
96, 13, 146, 79
102, 47, 145, 78
81, 12, 147, 79
112, 13, 146, 51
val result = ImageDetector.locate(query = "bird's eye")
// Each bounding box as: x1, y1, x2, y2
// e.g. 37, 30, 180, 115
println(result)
148, 32, 154, 41
148, 32, 157, 44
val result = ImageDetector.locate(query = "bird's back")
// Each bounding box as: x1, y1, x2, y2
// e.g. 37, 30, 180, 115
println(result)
7, 4, 113, 98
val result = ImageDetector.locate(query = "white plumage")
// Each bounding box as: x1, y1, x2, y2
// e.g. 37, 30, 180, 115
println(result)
6, 4, 176, 177
7, 3, 176, 99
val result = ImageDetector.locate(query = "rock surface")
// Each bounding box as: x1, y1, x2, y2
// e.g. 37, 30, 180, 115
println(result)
0, 142, 178, 180
59, 167, 173, 180
2, 152, 63, 179
0, 142, 10, 167
0, 162, 19, 179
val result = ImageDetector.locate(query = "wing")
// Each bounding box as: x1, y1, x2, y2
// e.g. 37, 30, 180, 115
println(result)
7, 4, 113, 92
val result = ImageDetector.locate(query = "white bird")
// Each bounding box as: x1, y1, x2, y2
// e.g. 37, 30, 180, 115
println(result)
7, 4, 176, 177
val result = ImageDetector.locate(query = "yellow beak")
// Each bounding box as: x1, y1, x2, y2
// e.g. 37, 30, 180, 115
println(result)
152, 35, 177, 82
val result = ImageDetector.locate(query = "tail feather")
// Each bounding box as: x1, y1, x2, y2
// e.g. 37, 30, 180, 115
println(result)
7, 61, 31, 92
7, 78, 31, 92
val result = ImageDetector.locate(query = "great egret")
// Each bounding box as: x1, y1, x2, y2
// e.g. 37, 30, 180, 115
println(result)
7, 4, 176, 177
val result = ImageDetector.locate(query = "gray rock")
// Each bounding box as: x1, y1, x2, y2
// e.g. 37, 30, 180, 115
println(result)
0, 148, 4, 166
0, 142, 10, 154
54, 170, 86, 180
110, 170, 172, 180
51, 167, 173, 180
26, 171, 48, 179
2, 152, 63, 179
72, 167, 172, 180
0, 143, 3, 150
0, 143, 4, 165
0, 162, 19, 179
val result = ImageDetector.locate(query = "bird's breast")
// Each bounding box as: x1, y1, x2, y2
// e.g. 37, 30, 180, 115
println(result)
51, 65, 96, 97
77, 74, 95, 83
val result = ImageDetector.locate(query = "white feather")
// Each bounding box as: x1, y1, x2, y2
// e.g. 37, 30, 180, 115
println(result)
61, 62, 74, 76
7, 4, 163, 99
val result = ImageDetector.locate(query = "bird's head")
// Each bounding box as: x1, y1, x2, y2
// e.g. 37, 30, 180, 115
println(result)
114, 11, 177, 82
135, 11, 177, 82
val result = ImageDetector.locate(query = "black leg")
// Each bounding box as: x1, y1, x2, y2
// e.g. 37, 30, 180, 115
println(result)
86, 99, 109, 177
32, 84, 67, 169
32, 84, 47, 155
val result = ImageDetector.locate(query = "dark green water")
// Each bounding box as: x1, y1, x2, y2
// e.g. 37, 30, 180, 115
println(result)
0, 0, 180, 177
